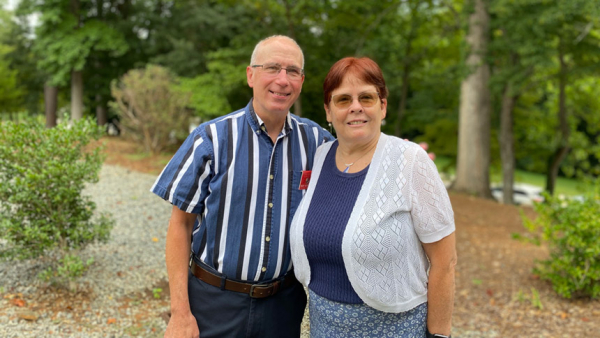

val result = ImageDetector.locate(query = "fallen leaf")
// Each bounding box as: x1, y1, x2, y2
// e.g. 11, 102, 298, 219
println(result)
152, 237, 159, 242
486, 289, 493, 297
148, 216, 153, 220
17, 310, 39, 321
489, 298, 496, 306
582, 317, 590, 322
10, 298, 26, 307
559, 312, 568, 319
107, 318, 117, 324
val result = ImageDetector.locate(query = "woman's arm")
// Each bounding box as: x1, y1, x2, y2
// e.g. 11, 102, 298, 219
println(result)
421, 232, 457, 336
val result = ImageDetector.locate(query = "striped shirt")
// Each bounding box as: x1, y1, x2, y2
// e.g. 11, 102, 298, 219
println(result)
151, 100, 333, 282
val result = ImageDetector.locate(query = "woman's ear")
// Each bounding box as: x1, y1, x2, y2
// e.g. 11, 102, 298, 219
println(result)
380, 98, 387, 120
325, 103, 332, 123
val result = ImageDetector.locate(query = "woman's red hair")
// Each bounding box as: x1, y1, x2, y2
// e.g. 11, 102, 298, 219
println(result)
323, 57, 388, 106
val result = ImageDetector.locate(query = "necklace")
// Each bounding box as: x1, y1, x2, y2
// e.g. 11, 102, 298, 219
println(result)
339, 143, 377, 173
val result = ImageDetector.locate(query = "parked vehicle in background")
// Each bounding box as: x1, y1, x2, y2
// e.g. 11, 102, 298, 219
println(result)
491, 183, 545, 206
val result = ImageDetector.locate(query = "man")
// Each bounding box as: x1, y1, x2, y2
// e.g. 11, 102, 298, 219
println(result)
151, 35, 333, 338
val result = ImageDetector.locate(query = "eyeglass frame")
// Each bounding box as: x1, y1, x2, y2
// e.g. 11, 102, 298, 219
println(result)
330, 91, 381, 109
251, 63, 304, 79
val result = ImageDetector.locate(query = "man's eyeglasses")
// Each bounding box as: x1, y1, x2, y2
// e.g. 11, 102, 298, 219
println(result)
331, 92, 380, 109
251, 63, 304, 80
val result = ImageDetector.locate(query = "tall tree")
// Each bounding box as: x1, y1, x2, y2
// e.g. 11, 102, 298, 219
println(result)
18, 0, 128, 120
453, 0, 492, 198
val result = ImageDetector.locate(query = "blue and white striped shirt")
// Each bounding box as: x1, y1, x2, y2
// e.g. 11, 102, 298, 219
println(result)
151, 100, 333, 282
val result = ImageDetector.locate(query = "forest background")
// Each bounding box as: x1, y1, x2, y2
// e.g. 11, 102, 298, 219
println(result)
1, 0, 599, 200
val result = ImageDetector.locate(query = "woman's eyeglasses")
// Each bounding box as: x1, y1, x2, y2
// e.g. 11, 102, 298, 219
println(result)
251, 63, 304, 80
331, 92, 380, 109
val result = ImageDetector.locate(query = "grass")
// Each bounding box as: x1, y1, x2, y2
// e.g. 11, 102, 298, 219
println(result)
433, 155, 589, 196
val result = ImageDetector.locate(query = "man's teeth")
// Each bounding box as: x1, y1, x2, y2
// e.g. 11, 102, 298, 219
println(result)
272, 91, 289, 96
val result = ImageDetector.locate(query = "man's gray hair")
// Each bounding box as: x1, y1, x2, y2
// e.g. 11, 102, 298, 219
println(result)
250, 35, 305, 69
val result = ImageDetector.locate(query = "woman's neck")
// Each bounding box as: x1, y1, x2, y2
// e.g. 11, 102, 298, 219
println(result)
336, 134, 380, 173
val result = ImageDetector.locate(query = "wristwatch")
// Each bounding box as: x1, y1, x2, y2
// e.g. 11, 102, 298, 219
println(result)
426, 329, 451, 338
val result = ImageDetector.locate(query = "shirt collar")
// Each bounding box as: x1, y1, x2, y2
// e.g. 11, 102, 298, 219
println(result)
247, 98, 293, 137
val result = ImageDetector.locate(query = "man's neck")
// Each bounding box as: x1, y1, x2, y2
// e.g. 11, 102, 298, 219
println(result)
253, 106, 287, 143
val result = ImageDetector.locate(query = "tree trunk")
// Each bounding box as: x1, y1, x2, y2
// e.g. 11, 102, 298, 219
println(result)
545, 43, 570, 195
395, 1, 418, 137
71, 70, 83, 120
96, 94, 107, 126
282, 0, 302, 117
44, 84, 58, 128
500, 83, 517, 204
453, 0, 492, 198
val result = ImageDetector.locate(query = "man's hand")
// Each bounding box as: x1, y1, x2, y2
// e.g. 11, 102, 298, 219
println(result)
164, 311, 200, 338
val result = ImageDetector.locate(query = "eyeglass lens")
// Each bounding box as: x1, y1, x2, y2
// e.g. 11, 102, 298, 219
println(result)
332, 92, 379, 108
261, 63, 303, 79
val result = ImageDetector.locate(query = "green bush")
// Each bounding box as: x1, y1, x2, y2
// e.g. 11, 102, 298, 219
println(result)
517, 183, 600, 299
0, 117, 114, 264
110, 64, 191, 155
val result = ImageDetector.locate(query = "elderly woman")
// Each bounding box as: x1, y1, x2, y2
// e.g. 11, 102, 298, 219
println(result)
290, 57, 456, 338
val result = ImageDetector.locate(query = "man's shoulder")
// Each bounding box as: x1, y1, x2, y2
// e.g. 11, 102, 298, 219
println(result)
288, 114, 324, 129
191, 107, 248, 134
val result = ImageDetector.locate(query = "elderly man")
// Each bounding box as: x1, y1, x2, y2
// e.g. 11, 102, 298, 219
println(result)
151, 35, 333, 338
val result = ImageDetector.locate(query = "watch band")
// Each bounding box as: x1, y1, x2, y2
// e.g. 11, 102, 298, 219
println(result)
426, 328, 451, 338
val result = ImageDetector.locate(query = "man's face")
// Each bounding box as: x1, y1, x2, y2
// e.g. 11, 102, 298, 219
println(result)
246, 38, 304, 119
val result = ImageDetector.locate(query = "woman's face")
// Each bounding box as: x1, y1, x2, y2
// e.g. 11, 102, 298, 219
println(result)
325, 74, 387, 147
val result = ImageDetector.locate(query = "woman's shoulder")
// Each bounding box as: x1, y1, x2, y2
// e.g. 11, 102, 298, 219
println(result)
381, 133, 422, 153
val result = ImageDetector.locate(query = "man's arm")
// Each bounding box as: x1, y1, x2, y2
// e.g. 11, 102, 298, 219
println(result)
164, 205, 199, 338
421, 232, 457, 336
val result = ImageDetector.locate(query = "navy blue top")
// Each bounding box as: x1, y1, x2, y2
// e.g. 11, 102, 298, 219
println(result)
303, 141, 367, 304
152, 100, 332, 281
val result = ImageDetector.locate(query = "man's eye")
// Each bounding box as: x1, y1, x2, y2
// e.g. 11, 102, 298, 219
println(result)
287, 68, 301, 76
264, 65, 280, 72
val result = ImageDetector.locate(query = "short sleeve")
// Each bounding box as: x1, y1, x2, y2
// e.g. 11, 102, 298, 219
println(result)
409, 146, 455, 243
150, 129, 213, 214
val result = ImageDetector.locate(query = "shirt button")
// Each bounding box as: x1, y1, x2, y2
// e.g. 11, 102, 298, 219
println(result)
256, 130, 261, 134
265, 236, 271, 242
269, 175, 274, 180
268, 203, 273, 208
261, 126, 266, 131
261, 267, 267, 272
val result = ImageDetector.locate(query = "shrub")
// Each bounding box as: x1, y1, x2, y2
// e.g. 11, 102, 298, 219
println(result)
109, 64, 191, 154
517, 184, 600, 299
0, 117, 113, 265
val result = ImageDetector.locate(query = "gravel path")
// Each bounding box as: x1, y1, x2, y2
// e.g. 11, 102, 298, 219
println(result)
0, 165, 171, 337
0, 164, 487, 337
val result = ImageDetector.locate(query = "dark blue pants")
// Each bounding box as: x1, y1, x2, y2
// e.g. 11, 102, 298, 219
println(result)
187, 269, 307, 338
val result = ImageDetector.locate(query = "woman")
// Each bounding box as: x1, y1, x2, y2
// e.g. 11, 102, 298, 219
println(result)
290, 57, 456, 338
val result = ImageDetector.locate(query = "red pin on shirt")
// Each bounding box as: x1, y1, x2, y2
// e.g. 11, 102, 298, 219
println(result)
298, 170, 312, 190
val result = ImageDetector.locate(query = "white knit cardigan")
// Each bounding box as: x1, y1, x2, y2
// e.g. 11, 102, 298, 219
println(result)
290, 133, 455, 313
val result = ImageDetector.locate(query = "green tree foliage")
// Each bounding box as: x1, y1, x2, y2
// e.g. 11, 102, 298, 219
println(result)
0, 5, 24, 114
0, 117, 113, 261
110, 64, 191, 154
517, 184, 600, 299
18, 0, 129, 86
490, 0, 600, 192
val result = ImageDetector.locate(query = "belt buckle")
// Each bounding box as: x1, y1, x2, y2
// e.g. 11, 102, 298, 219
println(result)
249, 283, 275, 298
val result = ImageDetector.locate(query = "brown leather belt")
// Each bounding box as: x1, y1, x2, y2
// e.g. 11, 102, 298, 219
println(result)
190, 261, 297, 298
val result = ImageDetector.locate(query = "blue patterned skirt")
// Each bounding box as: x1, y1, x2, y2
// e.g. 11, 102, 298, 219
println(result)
308, 289, 427, 338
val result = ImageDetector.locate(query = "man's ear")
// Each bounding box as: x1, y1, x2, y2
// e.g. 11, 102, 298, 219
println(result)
246, 66, 254, 88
